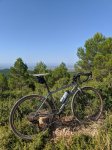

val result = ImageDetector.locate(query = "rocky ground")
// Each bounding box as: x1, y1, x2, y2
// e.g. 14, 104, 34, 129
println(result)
52, 116, 103, 140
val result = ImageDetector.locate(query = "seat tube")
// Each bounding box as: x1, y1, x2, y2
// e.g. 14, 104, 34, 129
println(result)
44, 80, 50, 93
44, 81, 56, 111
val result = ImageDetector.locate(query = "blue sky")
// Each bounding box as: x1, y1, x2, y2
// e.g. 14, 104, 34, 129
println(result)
0, 0, 112, 67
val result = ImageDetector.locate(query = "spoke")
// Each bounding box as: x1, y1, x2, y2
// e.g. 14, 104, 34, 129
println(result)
10, 95, 53, 139
72, 87, 102, 122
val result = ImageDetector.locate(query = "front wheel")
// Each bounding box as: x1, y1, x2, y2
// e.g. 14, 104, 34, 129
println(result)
9, 94, 53, 140
71, 87, 103, 123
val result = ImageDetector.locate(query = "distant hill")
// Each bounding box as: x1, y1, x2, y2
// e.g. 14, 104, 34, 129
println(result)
0, 64, 74, 77
0, 69, 10, 76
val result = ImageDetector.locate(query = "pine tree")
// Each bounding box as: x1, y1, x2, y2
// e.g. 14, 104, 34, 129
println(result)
8, 58, 29, 90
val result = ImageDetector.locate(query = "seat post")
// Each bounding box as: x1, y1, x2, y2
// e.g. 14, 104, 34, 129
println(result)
44, 79, 50, 93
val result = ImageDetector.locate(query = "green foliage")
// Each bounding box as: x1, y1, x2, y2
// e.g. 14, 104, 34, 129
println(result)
8, 58, 29, 90
34, 61, 48, 74
71, 134, 94, 150
43, 141, 55, 150
75, 33, 112, 75
28, 131, 50, 150
75, 32, 112, 110
93, 54, 112, 81
52, 62, 70, 81
1, 113, 112, 150
0, 73, 8, 91
55, 139, 68, 150
0, 125, 51, 150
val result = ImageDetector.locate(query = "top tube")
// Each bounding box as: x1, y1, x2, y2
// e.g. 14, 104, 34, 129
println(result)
50, 82, 77, 95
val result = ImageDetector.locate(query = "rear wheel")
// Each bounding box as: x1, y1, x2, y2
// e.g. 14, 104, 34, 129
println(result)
72, 87, 103, 123
9, 95, 53, 140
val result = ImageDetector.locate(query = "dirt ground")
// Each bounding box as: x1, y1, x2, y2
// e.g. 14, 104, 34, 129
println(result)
52, 116, 104, 140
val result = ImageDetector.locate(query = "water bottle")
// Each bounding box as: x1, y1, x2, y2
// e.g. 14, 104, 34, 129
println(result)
60, 91, 69, 103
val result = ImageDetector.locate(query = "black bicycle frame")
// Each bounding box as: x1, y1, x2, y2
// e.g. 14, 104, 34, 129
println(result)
37, 81, 79, 115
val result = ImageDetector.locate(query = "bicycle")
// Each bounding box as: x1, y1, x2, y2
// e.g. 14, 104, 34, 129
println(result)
9, 72, 103, 140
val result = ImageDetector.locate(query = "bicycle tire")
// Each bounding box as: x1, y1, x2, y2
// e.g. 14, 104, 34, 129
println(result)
71, 86, 103, 123
9, 94, 53, 140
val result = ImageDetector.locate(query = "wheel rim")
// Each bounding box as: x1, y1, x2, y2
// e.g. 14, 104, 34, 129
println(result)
10, 95, 52, 139
72, 87, 102, 122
